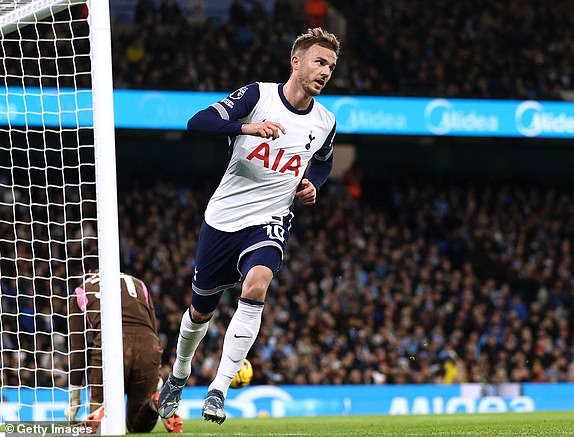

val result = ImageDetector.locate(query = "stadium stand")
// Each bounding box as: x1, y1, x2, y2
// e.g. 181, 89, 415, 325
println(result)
106, 0, 574, 99
2, 173, 573, 387
2, 0, 574, 393
115, 178, 574, 386
4, 0, 572, 99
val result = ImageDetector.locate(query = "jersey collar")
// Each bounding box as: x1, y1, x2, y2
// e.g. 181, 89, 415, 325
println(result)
278, 83, 314, 115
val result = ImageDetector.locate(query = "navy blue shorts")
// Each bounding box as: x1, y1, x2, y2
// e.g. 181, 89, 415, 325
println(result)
191, 214, 292, 313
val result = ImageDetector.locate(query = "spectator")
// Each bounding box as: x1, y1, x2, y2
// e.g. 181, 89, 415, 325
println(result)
305, 0, 328, 28
273, 0, 293, 24
229, 0, 248, 27
343, 163, 363, 200
187, 0, 206, 26
134, 0, 157, 25
160, 0, 183, 26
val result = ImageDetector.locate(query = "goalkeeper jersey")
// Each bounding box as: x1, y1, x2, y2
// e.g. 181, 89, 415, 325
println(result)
68, 272, 158, 386
204, 82, 336, 232
68, 272, 159, 387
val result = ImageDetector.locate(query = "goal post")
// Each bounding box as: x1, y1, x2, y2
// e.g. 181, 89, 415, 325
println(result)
89, 0, 124, 435
0, 1, 124, 435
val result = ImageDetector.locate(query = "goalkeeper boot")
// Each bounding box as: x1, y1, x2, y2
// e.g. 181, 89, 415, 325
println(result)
202, 389, 226, 424
157, 374, 187, 419
152, 392, 183, 433
86, 405, 105, 431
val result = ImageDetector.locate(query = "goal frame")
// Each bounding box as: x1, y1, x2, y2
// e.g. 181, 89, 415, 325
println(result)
0, 0, 85, 35
89, 1, 125, 435
1, 1, 125, 434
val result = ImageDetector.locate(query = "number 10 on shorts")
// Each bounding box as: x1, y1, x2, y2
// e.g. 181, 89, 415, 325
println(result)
264, 224, 285, 242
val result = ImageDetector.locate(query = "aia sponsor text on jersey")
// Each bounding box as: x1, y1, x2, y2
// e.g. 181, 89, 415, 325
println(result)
246, 142, 302, 176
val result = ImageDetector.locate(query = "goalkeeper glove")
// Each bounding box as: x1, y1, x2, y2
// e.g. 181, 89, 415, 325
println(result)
65, 385, 82, 421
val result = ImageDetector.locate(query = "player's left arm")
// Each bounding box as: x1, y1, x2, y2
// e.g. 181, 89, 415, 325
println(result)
296, 122, 336, 205
66, 290, 88, 420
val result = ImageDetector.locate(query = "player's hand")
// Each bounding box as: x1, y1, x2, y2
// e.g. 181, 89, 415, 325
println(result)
295, 178, 316, 205
65, 385, 82, 421
241, 121, 286, 140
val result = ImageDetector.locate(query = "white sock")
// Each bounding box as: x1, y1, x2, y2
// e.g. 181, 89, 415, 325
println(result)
209, 299, 263, 398
172, 309, 209, 380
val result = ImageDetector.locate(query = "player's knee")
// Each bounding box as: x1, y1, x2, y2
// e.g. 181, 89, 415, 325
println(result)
239, 250, 276, 303
126, 411, 157, 434
190, 305, 213, 323
128, 419, 156, 434
241, 277, 269, 302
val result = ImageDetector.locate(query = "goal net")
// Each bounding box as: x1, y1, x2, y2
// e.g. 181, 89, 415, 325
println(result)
0, 0, 124, 434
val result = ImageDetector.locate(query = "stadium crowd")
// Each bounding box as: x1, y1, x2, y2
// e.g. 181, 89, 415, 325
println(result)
110, 0, 574, 99
117, 178, 574, 386
2, 176, 574, 388
2, 0, 573, 100
0, 180, 97, 389
2, 0, 574, 393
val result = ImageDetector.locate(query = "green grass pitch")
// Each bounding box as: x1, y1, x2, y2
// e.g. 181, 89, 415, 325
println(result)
139, 412, 574, 436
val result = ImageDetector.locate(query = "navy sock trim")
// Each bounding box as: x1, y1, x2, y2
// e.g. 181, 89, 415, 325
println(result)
239, 297, 264, 306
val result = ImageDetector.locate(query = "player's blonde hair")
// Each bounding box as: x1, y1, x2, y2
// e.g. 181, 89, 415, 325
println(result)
291, 28, 341, 58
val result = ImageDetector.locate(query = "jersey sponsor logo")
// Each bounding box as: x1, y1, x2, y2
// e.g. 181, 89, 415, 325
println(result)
223, 98, 235, 108
246, 143, 301, 176
230, 86, 249, 100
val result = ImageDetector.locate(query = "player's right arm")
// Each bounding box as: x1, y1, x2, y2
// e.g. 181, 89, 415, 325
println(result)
240, 121, 285, 140
187, 83, 285, 139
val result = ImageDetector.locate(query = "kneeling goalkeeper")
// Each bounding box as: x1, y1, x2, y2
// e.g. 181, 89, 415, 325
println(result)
66, 271, 182, 433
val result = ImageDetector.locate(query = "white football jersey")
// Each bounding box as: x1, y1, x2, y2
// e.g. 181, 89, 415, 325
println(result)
204, 82, 336, 232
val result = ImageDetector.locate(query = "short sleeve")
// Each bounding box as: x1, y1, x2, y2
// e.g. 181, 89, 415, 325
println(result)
210, 83, 260, 121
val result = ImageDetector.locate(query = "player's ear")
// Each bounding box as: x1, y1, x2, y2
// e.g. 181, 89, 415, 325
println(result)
291, 54, 300, 71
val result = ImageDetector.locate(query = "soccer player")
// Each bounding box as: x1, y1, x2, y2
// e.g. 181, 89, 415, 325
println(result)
157, 27, 340, 424
66, 272, 183, 433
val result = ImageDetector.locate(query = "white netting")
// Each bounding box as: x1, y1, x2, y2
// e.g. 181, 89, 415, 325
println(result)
0, 0, 100, 422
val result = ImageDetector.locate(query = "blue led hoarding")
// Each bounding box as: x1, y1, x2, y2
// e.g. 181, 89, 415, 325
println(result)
2, 87, 574, 138
2, 383, 573, 421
